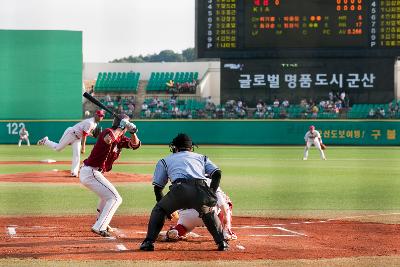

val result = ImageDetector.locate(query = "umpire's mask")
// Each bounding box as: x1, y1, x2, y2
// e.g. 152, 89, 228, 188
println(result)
169, 133, 196, 153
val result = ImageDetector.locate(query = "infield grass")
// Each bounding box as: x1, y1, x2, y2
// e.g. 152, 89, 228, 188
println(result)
1, 145, 400, 220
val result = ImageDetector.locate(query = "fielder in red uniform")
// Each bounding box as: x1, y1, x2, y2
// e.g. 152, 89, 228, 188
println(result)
79, 115, 140, 237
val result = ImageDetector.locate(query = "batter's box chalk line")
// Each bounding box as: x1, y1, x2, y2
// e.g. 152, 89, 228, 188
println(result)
232, 225, 307, 237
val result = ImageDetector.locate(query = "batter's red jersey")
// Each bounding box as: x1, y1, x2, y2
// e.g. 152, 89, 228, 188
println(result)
83, 128, 140, 172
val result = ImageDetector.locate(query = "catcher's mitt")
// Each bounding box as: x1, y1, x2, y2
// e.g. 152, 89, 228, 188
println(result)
92, 125, 102, 138
320, 143, 327, 150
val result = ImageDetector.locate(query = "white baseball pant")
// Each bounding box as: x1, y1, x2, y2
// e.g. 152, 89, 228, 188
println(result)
80, 165, 122, 232
303, 138, 326, 160
44, 127, 81, 175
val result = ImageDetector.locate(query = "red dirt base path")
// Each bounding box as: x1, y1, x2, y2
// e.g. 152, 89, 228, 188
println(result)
1, 215, 400, 261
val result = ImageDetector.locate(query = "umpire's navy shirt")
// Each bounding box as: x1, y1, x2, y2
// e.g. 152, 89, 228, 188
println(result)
152, 151, 219, 188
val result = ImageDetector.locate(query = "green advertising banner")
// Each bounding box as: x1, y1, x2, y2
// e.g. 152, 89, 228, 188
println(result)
1, 120, 399, 146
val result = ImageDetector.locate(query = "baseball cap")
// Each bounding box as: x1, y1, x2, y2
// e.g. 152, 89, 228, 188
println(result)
309, 125, 315, 130
96, 110, 105, 117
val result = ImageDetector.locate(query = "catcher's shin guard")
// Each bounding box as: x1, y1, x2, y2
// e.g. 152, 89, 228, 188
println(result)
145, 205, 167, 242
201, 210, 224, 244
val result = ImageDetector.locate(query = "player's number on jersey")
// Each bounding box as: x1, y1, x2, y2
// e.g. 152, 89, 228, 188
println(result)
6, 122, 25, 135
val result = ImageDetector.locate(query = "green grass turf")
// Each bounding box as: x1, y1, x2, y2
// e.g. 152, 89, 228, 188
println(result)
1, 145, 400, 218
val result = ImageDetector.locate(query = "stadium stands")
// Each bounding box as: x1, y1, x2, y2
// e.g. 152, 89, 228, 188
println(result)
146, 71, 198, 93
94, 71, 140, 93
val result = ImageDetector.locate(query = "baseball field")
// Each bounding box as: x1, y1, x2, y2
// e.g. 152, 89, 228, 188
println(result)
1, 144, 400, 266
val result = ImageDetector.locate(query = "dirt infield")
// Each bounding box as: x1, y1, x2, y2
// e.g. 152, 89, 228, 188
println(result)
1, 166, 400, 261
1, 215, 400, 260
0, 170, 151, 183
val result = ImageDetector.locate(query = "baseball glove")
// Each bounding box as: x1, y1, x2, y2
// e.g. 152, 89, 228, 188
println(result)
92, 125, 102, 138
320, 143, 327, 150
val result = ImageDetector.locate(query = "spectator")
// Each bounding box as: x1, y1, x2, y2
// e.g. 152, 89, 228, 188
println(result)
169, 96, 177, 106
311, 105, 319, 119
395, 103, 400, 117
273, 98, 280, 108
145, 109, 152, 118
281, 99, 289, 108
141, 102, 148, 111
377, 107, 385, 118
279, 108, 288, 119
328, 91, 334, 101
149, 96, 158, 108
368, 108, 376, 119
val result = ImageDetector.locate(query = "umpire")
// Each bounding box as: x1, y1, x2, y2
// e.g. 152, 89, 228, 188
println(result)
139, 133, 228, 251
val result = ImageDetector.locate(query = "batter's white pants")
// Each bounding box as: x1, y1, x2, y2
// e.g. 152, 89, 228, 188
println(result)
44, 127, 81, 175
303, 139, 326, 160
80, 165, 122, 232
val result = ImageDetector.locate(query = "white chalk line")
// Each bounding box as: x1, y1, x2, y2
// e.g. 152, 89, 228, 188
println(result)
276, 227, 307, 237
116, 244, 128, 251
236, 245, 245, 250
232, 226, 306, 237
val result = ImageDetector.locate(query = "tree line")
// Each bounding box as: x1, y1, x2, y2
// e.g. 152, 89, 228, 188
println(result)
110, 48, 197, 63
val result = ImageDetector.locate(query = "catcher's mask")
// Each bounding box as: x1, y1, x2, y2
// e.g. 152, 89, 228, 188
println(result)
112, 114, 130, 129
169, 133, 197, 153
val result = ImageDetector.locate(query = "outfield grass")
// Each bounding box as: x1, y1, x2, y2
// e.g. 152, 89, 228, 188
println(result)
1, 145, 400, 219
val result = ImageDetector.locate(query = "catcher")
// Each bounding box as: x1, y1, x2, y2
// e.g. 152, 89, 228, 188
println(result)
159, 184, 237, 242
303, 125, 327, 160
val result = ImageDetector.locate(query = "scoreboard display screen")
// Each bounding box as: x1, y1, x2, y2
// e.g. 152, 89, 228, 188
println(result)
196, 0, 400, 58
220, 58, 394, 104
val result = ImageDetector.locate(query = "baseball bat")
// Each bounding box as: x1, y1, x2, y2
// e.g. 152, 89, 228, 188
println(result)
83, 92, 118, 118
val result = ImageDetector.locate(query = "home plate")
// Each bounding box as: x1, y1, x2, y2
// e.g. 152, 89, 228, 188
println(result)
40, 159, 57, 163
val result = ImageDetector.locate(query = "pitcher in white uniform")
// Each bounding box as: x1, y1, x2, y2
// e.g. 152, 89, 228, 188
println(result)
303, 125, 326, 160
37, 110, 105, 176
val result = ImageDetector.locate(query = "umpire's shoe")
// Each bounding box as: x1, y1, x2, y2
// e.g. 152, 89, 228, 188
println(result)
217, 240, 229, 251
140, 240, 154, 251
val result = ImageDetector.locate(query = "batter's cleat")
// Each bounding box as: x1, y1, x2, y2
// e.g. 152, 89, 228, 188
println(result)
91, 228, 111, 237
106, 225, 114, 233
71, 173, 78, 177
223, 229, 237, 241
166, 229, 179, 241
217, 240, 229, 251
139, 240, 155, 251
37, 136, 48, 145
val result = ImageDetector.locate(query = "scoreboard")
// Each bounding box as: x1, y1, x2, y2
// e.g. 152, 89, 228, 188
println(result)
196, 0, 400, 58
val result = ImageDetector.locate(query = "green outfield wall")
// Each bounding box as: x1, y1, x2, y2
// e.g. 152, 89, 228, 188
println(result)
1, 120, 399, 145
0, 30, 82, 120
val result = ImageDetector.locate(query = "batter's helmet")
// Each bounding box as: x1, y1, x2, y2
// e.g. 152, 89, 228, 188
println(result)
169, 133, 196, 153
112, 114, 130, 129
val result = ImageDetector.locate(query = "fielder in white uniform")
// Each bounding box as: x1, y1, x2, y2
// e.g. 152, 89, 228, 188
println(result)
18, 127, 30, 147
160, 183, 237, 242
303, 125, 326, 160
37, 110, 105, 176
